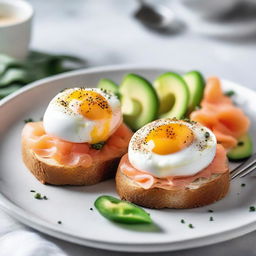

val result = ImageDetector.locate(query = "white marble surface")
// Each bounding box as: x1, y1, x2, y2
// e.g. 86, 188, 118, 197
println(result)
20, 0, 256, 255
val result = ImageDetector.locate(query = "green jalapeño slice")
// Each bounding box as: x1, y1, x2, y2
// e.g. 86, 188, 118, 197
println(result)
94, 195, 152, 224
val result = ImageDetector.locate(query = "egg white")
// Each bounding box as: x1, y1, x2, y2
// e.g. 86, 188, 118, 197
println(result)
128, 119, 217, 177
43, 88, 122, 143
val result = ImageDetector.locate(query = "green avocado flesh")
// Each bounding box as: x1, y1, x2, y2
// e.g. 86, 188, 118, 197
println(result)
153, 72, 189, 119
119, 73, 159, 131
183, 71, 205, 113
97, 78, 119, 96
227, 134, 253, 161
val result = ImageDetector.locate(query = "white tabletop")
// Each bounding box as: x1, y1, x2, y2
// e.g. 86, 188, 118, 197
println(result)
25, 0, 256, 255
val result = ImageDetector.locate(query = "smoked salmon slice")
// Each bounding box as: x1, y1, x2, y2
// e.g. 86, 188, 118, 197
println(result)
120, 144, 228, 190
22, 122, 133, 168
190, 77, 250, 150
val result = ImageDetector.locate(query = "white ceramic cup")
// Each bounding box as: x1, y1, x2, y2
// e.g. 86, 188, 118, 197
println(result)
0, 0, 33, 60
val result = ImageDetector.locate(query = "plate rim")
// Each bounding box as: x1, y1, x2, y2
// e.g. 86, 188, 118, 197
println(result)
1, 64, 256, 252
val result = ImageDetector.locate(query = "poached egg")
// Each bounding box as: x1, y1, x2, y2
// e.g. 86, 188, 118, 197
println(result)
128, 118, 217, 177
43, 88, 122, 144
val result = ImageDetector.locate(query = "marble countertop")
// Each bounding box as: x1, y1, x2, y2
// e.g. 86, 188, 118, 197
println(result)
26, 0, 256, 255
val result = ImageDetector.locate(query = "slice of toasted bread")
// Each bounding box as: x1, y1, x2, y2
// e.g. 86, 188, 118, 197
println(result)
116, 167, 230, 209
22, 138, 127, 186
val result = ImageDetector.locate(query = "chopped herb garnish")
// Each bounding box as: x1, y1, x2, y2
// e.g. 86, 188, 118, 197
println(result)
188, 224, 194, 229
208, 209, 214, 213
33, 192, 48, 200
249, 206, 256, 212
195, 106, 202, 110
57, 221, 62, 224
241, 183, 246, 187
91, 142, 105, 150
224, 90, 235, 97
90, 207, 93, 211
205, 132, 210, 139
238, 141, 244, 146
209, 216, 214, 221
34, 193, 42, 199
181, 118, 197, 124
182, 118, 190, 122
181, 219, 185, 224
24, 118, 34, 123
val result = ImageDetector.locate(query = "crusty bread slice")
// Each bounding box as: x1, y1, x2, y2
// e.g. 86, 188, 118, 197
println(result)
22, 138, 126, 186
116, 167, 230, 209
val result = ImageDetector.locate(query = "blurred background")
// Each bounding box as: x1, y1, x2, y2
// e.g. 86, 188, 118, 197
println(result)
2, 0, 256, 99
29, 0, 256, 87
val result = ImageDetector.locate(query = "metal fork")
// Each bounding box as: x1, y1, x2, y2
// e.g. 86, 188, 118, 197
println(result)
230, 153, 256, 180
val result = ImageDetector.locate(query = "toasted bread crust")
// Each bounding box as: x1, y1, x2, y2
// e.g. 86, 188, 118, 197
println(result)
116, 167, 230, 209
22, 138, 125, 185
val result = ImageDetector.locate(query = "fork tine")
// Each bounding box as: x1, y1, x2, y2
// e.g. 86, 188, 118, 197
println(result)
230, 153, 256, 174
231, 160, 256, 180
239, 164, 256, 178
230, 161, 256, 179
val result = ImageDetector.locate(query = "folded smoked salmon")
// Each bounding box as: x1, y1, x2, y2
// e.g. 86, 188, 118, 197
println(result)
120, 144, 227, 190
23, 122, 132, 168
190, 77, 250, 150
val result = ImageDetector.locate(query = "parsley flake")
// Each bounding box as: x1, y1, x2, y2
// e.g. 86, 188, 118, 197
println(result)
91, 142, 105, 150
224, 90, 235, 97
188, 224, 194, 229
249, 206, 256, 212
24, 118, 34, 123
34, 193, 42, 199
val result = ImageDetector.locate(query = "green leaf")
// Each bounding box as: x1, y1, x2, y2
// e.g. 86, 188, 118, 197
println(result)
0, 51, 87, 99
0, 85, 22, 99
0, 54, 23, 76
0, 68, 29, 87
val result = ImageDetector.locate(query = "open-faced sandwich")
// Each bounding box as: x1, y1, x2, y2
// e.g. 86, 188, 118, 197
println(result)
22, 88, 133, 185
116, 118, 230, 209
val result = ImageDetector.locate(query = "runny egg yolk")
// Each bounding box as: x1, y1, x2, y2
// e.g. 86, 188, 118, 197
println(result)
145, 123, 194, 155
65, 89, 112, 144
65, 90, 112, 120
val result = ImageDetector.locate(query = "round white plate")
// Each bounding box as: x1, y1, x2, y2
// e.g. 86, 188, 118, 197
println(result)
0, 65, 256, 252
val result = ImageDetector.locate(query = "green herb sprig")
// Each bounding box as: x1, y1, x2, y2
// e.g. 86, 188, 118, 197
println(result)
0, 52, 87, 99
91, 142, 105, 150
224, 90, 235, 97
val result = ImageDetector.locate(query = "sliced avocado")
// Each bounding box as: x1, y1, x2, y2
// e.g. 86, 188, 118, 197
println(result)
227, 134, 253, 161
183, 71, 205, 113
153, 72, 189, 119
119, 73, 159, 131
97, 78, 119, 97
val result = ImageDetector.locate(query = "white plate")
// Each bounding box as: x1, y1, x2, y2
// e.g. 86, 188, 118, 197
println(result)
0, 65, 256, 252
